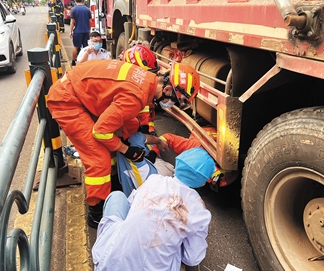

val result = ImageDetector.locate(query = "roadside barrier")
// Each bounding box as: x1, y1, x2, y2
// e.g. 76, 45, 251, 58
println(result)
0, 23, 65, 270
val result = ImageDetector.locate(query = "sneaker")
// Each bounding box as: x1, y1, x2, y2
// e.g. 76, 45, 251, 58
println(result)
87, 200, 104, 229
63, 145, 80, 159
71, 60, 76, 66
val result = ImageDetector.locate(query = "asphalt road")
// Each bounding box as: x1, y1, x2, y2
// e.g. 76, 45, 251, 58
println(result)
0, 3, 47, 234
2, 6, 261, 270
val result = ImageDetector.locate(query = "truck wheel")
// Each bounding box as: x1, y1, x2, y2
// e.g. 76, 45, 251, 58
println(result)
242, 107, 324, 271
116, 32, 125, 59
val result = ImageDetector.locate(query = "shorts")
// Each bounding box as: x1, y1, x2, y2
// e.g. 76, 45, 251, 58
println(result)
73, 32, 89, 48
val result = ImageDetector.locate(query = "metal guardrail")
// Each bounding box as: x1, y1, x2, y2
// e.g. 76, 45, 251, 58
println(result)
0, 20, 65, 271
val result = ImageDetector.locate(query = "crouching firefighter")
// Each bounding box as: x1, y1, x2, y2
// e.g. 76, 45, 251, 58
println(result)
46, 59, 200, 229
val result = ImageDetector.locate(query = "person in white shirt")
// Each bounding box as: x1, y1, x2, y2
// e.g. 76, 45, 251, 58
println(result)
77, 31, 111, 64
92, 147, 215, 271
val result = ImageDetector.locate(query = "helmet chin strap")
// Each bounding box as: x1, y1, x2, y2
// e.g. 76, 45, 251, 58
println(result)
155, 93, 175, 104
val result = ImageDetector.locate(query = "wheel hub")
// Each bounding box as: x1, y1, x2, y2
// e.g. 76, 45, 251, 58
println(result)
304, 198, 324, 255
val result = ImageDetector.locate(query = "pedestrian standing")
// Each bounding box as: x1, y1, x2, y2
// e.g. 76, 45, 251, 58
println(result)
54, 0, 65, 32
77, 31, 111, 63
46, 59, 200, 229
92, 147, 215, 271
69, 0, 91, 66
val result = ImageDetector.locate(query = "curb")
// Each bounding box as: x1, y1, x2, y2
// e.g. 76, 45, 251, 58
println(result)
60, 39, 93, 269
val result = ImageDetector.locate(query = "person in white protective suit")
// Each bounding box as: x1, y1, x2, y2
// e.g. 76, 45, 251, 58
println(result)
92, 147, 215, 271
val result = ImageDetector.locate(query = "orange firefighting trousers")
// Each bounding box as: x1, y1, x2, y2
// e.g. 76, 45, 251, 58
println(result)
47, 79, 139, 206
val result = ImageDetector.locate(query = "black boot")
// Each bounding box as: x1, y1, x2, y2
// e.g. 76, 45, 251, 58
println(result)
87, 200, 104, 229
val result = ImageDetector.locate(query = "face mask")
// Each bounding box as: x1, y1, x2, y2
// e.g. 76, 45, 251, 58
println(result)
159, 99, 175, 109
93, 43, 102, 50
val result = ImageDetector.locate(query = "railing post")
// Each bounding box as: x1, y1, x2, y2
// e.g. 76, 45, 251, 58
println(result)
50, 14, 57, 24
48, 11, 54, 23
47, 23, 62, 78
27, 48, 65, 169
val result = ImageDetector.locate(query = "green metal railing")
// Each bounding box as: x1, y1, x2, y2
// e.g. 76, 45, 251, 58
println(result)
0, 22, 64, 271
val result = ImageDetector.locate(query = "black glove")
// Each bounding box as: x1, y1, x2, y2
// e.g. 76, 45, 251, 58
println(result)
140, 125, 150, 135
145, 150, 157, 164
124, 146, 145, 162
149, 130, 158, 137
120, 137, 130, 146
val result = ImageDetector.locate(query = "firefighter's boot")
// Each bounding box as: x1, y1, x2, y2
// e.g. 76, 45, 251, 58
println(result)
87, 200, 104, 229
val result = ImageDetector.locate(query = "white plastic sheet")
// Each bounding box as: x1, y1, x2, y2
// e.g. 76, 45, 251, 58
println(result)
224, 264, 242, 271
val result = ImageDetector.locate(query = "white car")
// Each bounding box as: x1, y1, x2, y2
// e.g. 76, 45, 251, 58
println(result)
0, 1, 23, 74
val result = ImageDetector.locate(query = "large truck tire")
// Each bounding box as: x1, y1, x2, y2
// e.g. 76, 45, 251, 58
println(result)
241, 107, 324, 271
116, 32, 125, 59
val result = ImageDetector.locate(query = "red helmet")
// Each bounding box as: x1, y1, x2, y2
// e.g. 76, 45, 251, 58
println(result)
168, 63, 200, 103
122, 45, 160, 73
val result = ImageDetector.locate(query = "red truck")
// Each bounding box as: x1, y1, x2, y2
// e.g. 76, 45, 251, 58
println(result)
90, 1, 324, 270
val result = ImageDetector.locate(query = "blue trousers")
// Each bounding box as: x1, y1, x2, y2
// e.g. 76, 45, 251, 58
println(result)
103, 191, 130, 220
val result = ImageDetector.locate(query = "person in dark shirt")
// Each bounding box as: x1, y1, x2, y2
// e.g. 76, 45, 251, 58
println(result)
69, 0, 91, 66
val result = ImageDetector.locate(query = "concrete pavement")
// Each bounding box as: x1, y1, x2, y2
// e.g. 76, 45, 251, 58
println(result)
55, 35, 95, 270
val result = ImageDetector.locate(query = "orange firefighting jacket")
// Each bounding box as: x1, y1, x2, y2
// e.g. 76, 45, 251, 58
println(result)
62, 59, 157, 151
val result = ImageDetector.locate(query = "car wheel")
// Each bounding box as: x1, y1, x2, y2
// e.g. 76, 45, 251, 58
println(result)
6, 43, 17, 74
17, 31, 23, 57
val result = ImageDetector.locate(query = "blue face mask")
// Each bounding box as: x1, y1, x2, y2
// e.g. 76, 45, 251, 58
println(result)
93, 43, 102, 50
159, 99, 175, 109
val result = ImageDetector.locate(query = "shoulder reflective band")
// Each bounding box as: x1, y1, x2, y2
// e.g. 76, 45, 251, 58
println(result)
117, 62, 133, 81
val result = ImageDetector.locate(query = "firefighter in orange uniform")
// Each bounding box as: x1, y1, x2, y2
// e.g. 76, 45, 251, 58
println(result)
47, 59, 200, 228
122, 44, 160, 136
150, 127, 238, 190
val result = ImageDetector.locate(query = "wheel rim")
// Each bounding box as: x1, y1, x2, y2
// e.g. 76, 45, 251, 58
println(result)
265, 167, 324, 271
